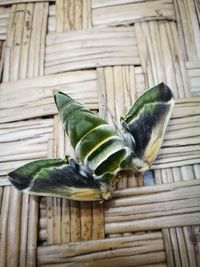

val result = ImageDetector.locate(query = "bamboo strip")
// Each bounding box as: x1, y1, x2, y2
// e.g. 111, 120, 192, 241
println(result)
7, 187, 22, 267
45, 27, 140, 74
175, 0, 200, 61
0, 40, 5, 80
82, 0, 92, 29
176, 227, 189, 267
80, 202, 92, 240
111, 179, 200, 199
61, 199, 70, 243
0, 7, 10, 40
3, 2, 48, 81
0, 186, 10, 267
92, 0, 175, 27
0, 0, 52, 4
27, 196, 39, 267
183, 227, 198, 267
135, 21, 190, 98
19, 194, 30, 267
104, 180, 200, 233
48, 4, 56, 33
0, 119, 53, 175
105, 199, 200, 223
186, 61, 200, 94
56, 0, 83, 32
170, 228, 182, 267
162, 229, 175, 267
92, 202, 104, 239
37, 232, 163, 263
69, 201, 81, 241
105, 213, 200, 235
28, 2, 48, 78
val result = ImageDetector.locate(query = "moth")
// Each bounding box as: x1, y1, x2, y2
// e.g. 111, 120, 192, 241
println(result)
9, 83, 174, 201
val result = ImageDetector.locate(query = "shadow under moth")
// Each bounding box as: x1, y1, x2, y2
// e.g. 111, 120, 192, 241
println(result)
9, 83, 174, 201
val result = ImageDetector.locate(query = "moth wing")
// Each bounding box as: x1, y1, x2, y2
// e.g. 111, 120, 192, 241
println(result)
8, 157, 110, 201
121, 83, 174, 171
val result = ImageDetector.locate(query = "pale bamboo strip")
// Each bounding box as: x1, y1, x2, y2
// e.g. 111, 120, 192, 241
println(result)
27, 196, 39, 267
0, 71, 98, 123
105, 199, 200, 223
61, 199, 70, 243
11, 4, 26, 81
0, 119, 53, 175
45, 27, 139, 74
0, 178, 10, 186
19, 3, 33, 80
0, 186, 3, 208
134, 66, 147, 96
162, 229, 175, 267
52, 197, 62, 244
56, 0, 64, 32
2, 4, 16, 82
0, 186, 10, 267
38, 252, 166, 267
92, 202, 104, 239
39, 229, 47, 242
0, 40, 5, 79
135, 21, 189, 98
40, 218, 47, 230
56, 0, 83, 32
176, 227, 189, 267
28, 3, 48, 78
111, 179, 200, 199
175, 0, 200, 61
70, 200, 81, 241
183, 227, 198, 267
194, 164, 200, 178
105, 213, 200, 235
19, 194, 30, 267
92, 0, 175, 27
105, 180, 200, 233
186, 61, 200, 94
3, 2, 48, 81
7, 187, 22, 267
48, 4, 56, 32
37, 232, 162, 261
82, 0, 91, 29
80, 202, 92, 240
170, 228, 182, 267
46, 197, 54, 245
0, 0, 52, 4
0, 7, 10, 40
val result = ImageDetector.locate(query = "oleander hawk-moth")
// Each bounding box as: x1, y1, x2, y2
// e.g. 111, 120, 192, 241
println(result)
9, 83, 174, 201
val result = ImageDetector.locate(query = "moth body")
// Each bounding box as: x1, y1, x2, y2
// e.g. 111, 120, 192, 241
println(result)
55, 92, 134, 185
9, 83, 174, 201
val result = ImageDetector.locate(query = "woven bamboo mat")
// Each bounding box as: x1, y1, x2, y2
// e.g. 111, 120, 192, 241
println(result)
0, 1, 200, 266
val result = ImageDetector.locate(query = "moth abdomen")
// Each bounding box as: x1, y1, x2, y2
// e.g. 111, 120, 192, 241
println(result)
55, 92, 133, 179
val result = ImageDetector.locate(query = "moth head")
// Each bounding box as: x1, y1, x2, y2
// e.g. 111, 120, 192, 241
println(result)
100, 182, 112, 200
132, 158, 150, 174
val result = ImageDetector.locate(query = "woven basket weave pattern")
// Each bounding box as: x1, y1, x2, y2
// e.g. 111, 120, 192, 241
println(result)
0, 1, 200, 266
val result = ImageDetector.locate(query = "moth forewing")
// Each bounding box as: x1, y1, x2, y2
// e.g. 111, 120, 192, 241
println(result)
121, 83, 174, 171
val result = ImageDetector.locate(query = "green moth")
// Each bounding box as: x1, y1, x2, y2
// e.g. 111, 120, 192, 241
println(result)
9, 83, 174, 201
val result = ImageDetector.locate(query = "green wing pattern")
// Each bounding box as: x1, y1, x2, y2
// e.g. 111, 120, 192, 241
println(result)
8, 157, 111, 201
121, 83, 174, 172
